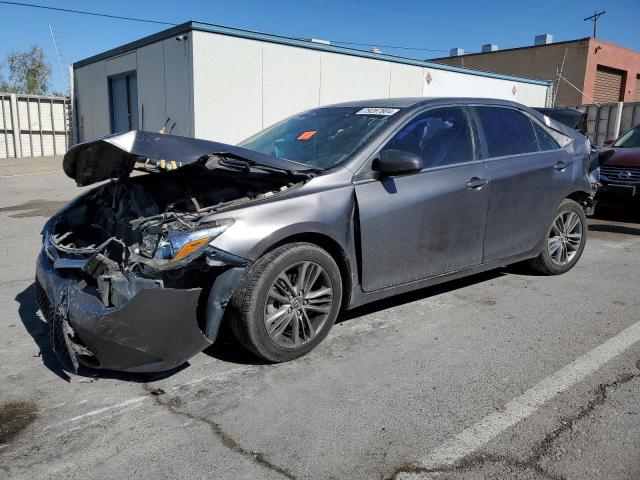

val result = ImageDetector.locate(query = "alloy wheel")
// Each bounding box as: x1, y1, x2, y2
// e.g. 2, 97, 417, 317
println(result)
548, 210, 583, 266
264, 261, 334, 348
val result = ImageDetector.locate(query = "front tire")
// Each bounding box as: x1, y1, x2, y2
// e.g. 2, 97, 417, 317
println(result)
228, 242, 342, 362
528, 199, 587, 275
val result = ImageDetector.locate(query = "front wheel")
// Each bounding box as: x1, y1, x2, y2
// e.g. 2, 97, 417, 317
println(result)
528, 199, 587, 275
228, 242, 342, 362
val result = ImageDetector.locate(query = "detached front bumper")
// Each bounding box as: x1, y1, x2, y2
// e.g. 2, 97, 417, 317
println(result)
35, 250, 243, 373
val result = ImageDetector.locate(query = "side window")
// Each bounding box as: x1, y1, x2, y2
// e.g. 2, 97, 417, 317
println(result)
532, 121, 560, 151
382, 107, 474, 168
476, 107, 539, 157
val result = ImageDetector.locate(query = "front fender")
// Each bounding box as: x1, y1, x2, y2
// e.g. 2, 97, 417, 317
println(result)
210, 182, 356, 262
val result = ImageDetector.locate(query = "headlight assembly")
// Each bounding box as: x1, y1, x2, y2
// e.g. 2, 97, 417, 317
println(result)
154, 219, 235, 261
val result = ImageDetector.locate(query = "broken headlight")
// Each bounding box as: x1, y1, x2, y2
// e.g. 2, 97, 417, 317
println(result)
154, 219, 235, 261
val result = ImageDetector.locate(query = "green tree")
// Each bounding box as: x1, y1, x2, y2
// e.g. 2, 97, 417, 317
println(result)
1, 45, 52, 95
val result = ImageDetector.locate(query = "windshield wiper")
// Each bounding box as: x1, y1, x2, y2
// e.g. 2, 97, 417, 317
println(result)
210, 151, 293, 176
210, 151, 320, 177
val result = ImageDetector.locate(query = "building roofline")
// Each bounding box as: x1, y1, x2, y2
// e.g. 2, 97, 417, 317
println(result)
73, 20, 551, 86
429, 37, 592, 61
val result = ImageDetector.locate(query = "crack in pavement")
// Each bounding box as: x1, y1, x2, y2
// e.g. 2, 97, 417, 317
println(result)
387, 359, 640, 480
142, 384, 297, 480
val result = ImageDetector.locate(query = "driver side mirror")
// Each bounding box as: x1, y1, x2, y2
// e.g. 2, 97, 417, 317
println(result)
374, 149, 423, 176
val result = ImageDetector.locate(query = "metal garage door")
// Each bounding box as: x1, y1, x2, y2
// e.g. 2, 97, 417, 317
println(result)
593, 66, 623, 103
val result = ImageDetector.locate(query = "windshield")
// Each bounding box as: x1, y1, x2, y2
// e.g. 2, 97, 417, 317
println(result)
238, 107, 398, 169
613, 126, 640, 148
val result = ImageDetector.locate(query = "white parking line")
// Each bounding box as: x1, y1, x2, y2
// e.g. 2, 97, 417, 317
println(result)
0, 171, 58, 178
411, 319, 640, 472
45, 396, 147, 431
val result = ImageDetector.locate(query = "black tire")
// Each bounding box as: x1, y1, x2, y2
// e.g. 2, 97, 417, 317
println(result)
528, 198, 587, 275
228, 242, 343, 362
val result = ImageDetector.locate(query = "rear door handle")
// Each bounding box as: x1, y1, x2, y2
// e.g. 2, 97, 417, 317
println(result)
554, 161, 569, 171
466, 177, 489, 189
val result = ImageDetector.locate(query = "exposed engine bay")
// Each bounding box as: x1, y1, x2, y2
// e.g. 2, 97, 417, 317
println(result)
47, 163, 301, 306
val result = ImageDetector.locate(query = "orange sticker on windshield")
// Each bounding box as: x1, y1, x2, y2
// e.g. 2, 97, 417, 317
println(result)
297, 130, 317, 141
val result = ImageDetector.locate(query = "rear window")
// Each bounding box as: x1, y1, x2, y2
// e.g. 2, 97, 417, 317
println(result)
476, 107, 539, 157
239, 107, 397, 170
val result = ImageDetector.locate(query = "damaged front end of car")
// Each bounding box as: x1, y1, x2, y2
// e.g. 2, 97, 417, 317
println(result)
35, 130, 314, 373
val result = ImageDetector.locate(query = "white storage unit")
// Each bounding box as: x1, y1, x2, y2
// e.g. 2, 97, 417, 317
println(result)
73, 21, 552, 145
0, 93, 69, 158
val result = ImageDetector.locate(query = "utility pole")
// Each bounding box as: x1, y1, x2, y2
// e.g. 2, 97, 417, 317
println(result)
584, 11, 605, 39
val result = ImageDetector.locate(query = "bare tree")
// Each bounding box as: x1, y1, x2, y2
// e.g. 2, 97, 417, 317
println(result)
2, 45, 52, 95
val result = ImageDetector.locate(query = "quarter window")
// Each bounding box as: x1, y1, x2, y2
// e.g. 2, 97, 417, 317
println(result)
532, 121, 560, 151
382, 107, 474, 168
476, 107, 538, 157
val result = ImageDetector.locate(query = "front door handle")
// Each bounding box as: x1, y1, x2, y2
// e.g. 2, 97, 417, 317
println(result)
554, 161, 569, 171
466, 177, 489, 189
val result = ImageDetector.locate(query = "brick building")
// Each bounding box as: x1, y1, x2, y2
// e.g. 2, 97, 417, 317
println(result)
431, 36, 640, 106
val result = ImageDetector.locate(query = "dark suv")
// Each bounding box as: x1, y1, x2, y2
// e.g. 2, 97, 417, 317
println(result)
598, 124, 640, 201
37, 98, 596, 372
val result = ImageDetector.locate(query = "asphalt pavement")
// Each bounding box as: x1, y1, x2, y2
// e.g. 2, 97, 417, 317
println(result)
1, 156, 639, 480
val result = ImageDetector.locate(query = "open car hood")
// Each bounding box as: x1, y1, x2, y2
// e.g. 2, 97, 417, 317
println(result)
63, 130, 314, 186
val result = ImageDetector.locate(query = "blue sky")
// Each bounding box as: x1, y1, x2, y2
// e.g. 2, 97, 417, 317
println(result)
1, 0, 639, 93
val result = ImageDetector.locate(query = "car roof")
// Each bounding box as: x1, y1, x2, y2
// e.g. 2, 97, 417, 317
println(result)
325, 97, 530, 110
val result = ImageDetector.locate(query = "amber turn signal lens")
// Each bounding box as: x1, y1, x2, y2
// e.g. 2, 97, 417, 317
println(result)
174, 236, 213, 260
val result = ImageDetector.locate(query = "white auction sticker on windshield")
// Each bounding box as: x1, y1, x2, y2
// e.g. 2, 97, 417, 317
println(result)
356, 107, 399, 116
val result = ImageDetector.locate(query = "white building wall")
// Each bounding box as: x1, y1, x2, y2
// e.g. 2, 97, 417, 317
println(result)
262, 43, 321, 128
318, 52, 390, 106
74, 40, 193, 142
421, 67, 548, 106
190, 31, 549, 144
73, 61, 109, 141
162, 37, 193, 137
192, 32, 262, 142
389, 63, 423, 97
136, 42, 166, 133
74, 29, 550, 145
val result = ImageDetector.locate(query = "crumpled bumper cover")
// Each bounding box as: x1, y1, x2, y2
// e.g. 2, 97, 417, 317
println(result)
35, 250, 215, 373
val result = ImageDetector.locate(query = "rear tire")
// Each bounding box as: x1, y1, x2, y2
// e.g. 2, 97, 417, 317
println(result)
228, 242, 342, 362
528, 199, 587, 275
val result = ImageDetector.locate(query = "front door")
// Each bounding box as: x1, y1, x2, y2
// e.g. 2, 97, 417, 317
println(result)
355, 107, 490, 292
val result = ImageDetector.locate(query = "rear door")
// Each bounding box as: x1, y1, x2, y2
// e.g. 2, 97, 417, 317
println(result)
355, 106, 490, 292
474, 106, 574, 262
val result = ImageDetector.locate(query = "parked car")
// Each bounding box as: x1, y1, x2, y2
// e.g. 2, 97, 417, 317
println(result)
597, 124, 640, 201
36, 98, 596, 373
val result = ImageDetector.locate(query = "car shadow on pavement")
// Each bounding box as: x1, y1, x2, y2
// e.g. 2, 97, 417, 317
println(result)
14, 263, 561, 378
15, 283, 71, 382
339, 269, 506, 322
588, 203, 640, 237
203, 326, 271, 365
15, 282, 187, 383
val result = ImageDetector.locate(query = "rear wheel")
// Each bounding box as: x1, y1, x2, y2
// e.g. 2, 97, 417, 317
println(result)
528, 199, 587, 275
228, 242, 342, 362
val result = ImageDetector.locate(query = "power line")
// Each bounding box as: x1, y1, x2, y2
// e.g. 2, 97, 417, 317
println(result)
0, 1, 453, 56
0, 1, 177, 26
